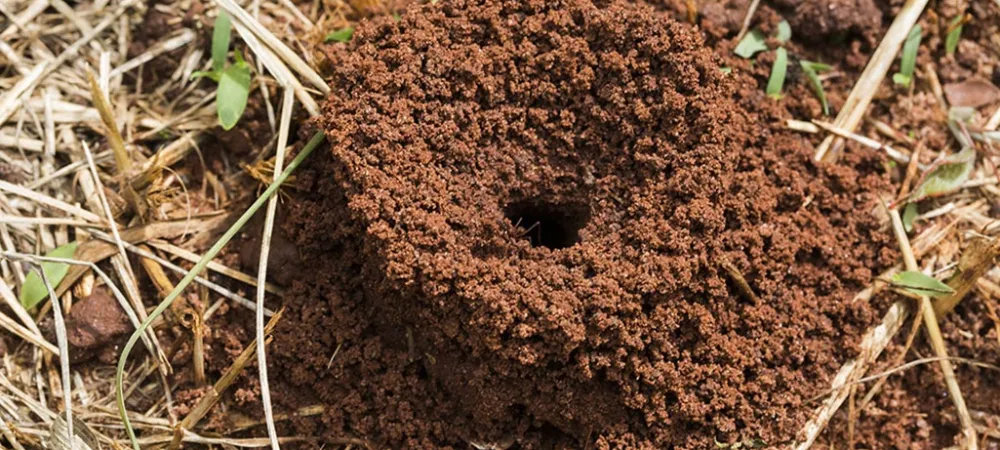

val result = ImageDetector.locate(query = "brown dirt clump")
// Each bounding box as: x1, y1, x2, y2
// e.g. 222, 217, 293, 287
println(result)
271, 0, 896, 448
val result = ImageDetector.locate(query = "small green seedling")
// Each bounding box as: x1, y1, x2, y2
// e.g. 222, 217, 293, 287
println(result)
766, 47, 788, 99
19, 242, 78, 309
800, 60, 833, 115
775, 20, 792, 44
325, 26, 354, 43
192, 12, 252, 131
734, 29, 768, 59
720, 66, 732, 75
892, 25, 921, 88
891, 270, 954, 297
945, 15, 964, 56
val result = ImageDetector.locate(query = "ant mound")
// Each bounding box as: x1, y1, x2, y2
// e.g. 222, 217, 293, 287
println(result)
274, 0, 895, 447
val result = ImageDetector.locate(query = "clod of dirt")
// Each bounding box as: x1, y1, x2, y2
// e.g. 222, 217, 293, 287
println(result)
64, 287, 131, 363
276, 0, 894, 448
943, 78, 1000, 108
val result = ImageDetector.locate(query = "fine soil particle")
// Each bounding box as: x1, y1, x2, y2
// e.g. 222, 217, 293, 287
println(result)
272, 0, 896, 448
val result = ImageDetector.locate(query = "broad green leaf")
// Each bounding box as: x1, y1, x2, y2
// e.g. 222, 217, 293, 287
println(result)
910, 147, 975, 202
766, 47, 788, 99
800, 60, 833, 115
217, 56, 251, 130
212, 12, 233, 73
902, 202, 918, 233
325, 26, 355, 43
893, 25, 921, 88
891, 270, 955, 298
776, 20, 792, 43
734, 29, 768, 59
945, 16, 962, 56
19, 242, 78, 309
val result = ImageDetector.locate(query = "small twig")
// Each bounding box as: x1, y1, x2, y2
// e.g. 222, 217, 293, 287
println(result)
87, 71, 131, 176
858, 297, 923, 410
254, 88, 295, 450
37, 268, 72, 447
899, 139, 924, 198
0, 179, 102, 223
889, 208, 978, 449
191, 299, 206, 386
812, 120, 924, 169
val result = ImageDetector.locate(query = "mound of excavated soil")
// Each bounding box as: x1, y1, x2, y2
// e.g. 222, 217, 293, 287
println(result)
271, 0, 896, 447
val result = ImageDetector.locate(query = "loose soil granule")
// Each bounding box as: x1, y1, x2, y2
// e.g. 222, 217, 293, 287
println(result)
271, 0, 897, 448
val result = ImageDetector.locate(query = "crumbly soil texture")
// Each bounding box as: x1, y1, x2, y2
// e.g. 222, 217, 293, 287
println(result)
269, 0, 901, 448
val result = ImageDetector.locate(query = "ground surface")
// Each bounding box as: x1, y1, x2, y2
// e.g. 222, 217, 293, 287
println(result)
2, 0, 1000, 448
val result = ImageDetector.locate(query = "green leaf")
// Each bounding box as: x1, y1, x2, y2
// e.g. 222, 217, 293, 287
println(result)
945, 16, 962, 56
216, 56, 251, 130
720, 66, 732, 75
776, 20, 792, 43
893, 25, 921, 88
800, 60, 833, 115
766, 47, 788, 99
902, 202, 918, 233
910, 146, 975, 202
734, 29, 768, 59
324, 26, 355, 43
19, 242, 78, 309
891, 270, 955, 298
211, 12, 233, 73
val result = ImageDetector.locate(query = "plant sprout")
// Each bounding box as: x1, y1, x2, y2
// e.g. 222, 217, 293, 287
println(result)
892, 25, 921, 88
192, 12, 252, 130
766, 47, 788, 99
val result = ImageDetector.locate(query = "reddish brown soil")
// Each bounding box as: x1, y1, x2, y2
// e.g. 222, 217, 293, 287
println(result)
265, 0, 901, 448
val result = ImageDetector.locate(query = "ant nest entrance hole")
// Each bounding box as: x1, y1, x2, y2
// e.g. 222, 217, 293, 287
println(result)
503, 199, 591, 250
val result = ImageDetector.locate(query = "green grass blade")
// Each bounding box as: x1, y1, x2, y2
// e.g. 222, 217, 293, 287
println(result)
894, 25, 922, 88
115, 131, 326, 450
945, 15, 962, 56
766, 47, 788, 99
212, 12, 232, 73
800, 60, 832, 115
